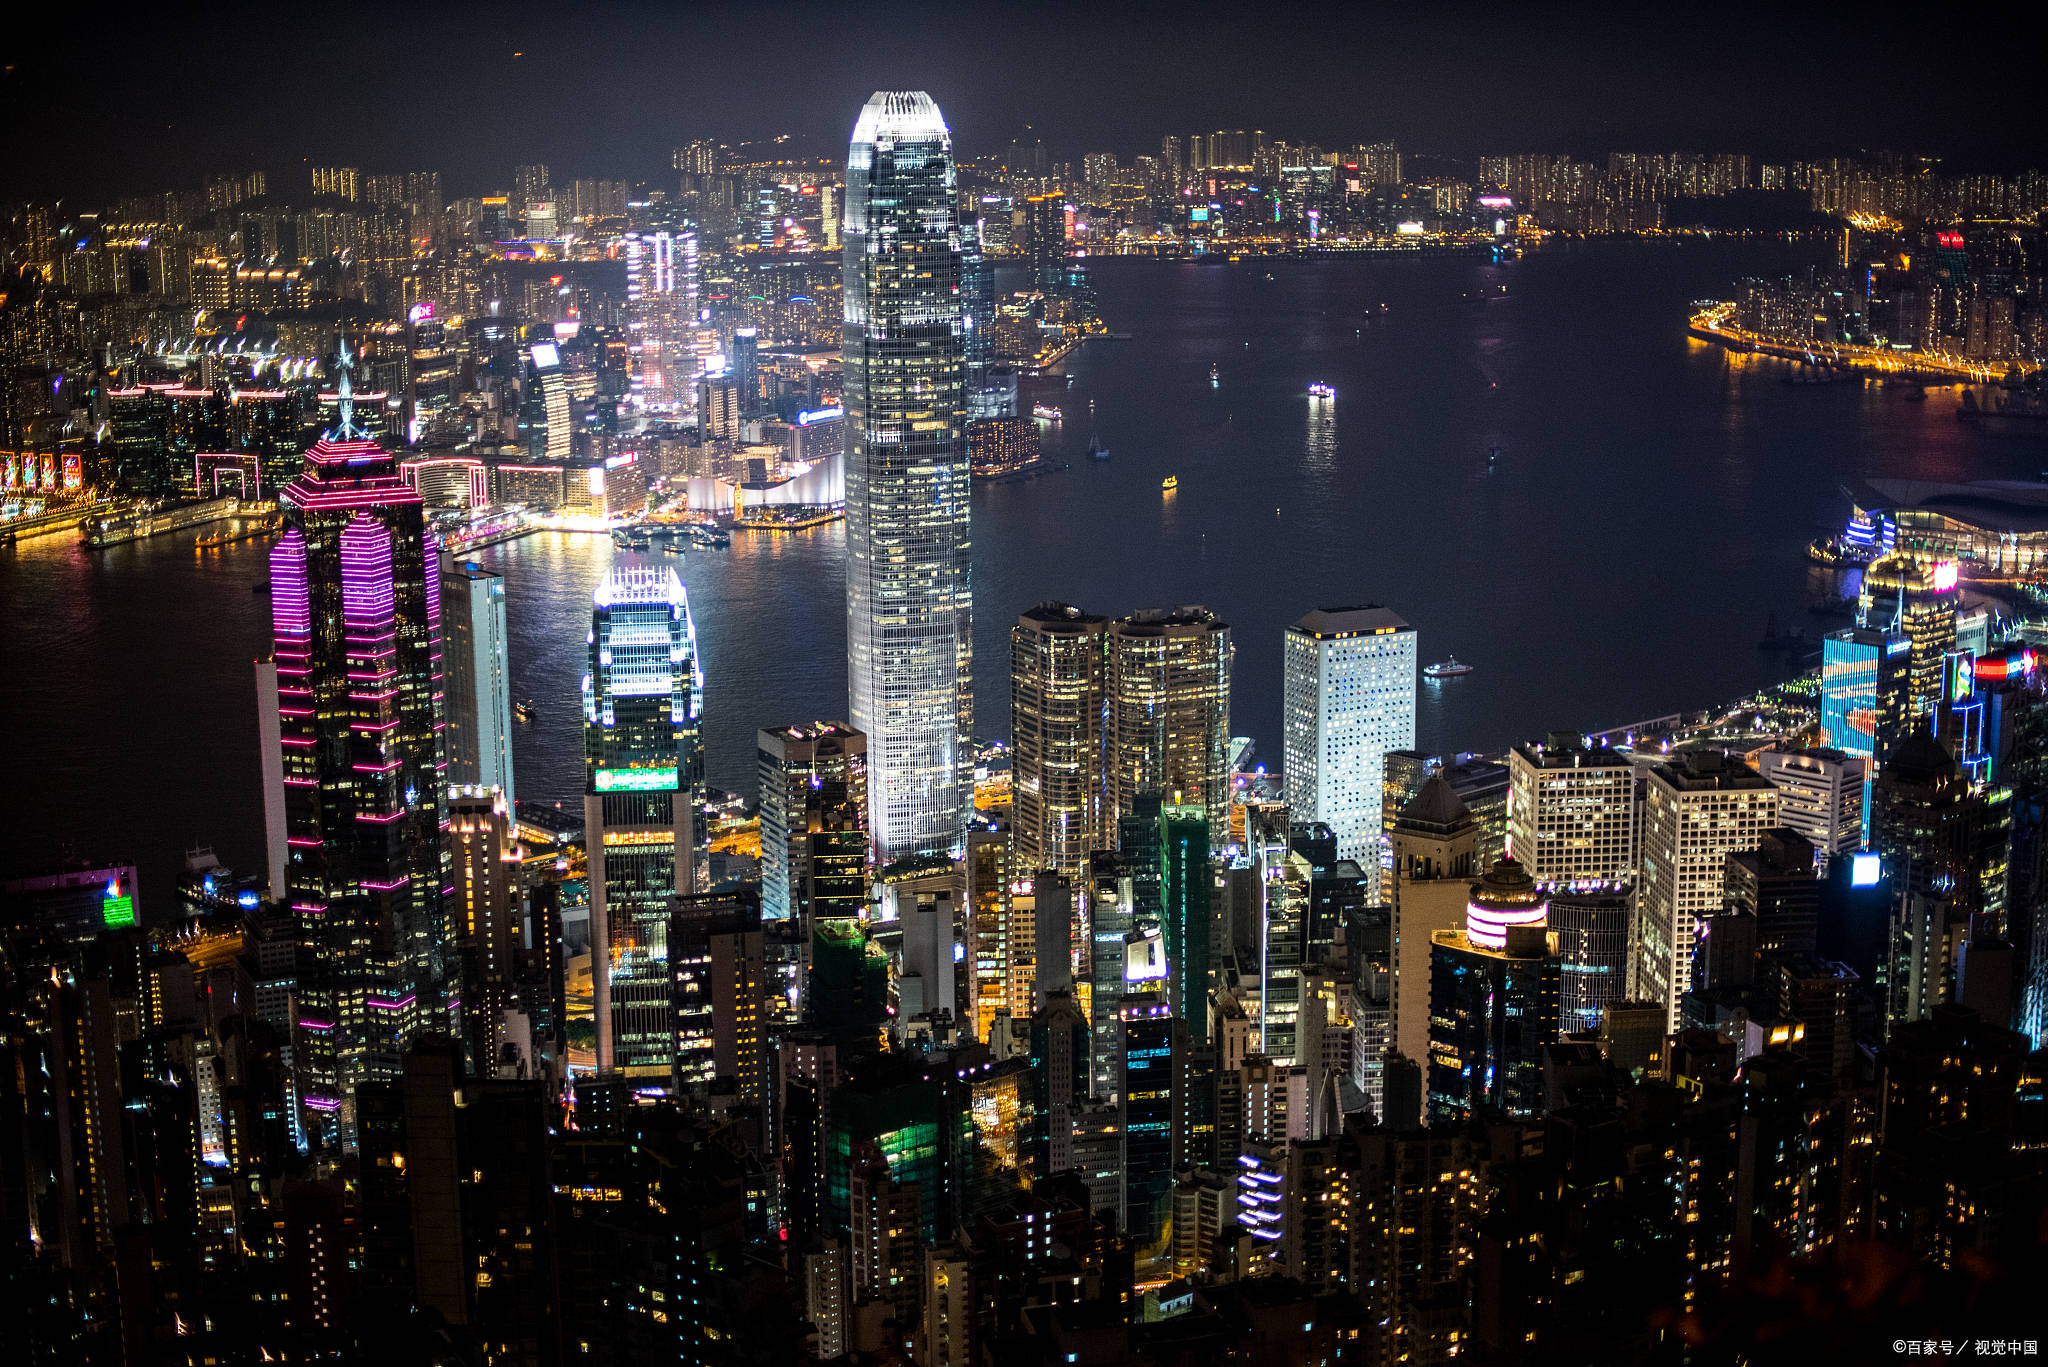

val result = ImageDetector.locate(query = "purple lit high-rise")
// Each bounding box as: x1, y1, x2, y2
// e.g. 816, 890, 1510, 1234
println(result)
261, 361, 447, 1150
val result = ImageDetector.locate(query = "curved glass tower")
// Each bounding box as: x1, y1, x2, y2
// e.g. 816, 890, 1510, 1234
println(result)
843, 90, 972, 862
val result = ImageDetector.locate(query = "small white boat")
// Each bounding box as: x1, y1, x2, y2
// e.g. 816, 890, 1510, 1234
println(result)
1423, 657, 1473, 678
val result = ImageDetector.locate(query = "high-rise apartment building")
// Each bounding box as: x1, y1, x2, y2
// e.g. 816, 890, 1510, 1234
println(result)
1010, 603, 1111, 881
843, 91, 972, 863
311, 166, 360, 200
757, 723, 868, 923
266, 378, 445, 1148
442, 559, 517, 806
582, 566, 705, 1077
1631, 750, 1779, 1031
1506, 733, 1635, 884
1109, 608, 1233, 824
1283, 607, 1415, 892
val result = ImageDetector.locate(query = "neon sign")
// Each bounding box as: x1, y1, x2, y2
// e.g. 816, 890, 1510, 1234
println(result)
594, 767, 677, 792
1931, 561, 1958, 592
101, 877, 136, 928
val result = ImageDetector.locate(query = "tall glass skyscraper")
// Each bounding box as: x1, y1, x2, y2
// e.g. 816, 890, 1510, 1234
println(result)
842, 90, 972, 863
266, 368, 446, 1150
581, 565, 704, 1076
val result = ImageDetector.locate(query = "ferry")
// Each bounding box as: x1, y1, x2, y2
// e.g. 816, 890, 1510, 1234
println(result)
1032, 404, 1063, 421
1308, 383, 1336, 400
82, 496, 243, 549
1161, 475, 1178, 492
514, 700, 538, 723
1423, 657, 1474, 679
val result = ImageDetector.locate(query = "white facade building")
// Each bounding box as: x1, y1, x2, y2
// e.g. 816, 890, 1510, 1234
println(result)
1282, 607, 1416, 893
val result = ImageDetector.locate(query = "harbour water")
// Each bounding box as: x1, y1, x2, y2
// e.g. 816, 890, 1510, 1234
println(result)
3, 240, 2036, 900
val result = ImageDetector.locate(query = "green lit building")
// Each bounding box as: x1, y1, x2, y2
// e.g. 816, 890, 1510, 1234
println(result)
825, 1058, 975, 1245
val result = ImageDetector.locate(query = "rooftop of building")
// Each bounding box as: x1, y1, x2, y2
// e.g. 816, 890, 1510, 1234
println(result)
1017, 600, 1108, 629
1399, 774, 1471, 831
1512, 732, 1635, 769
1288, 604, 1411, 638
1648, 747, 1777, 792
1847, 476, 2048, 533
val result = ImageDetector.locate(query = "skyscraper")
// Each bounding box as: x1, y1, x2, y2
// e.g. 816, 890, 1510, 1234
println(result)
582, 565, 705, 1077
1631, 750, 1779, 1031
267, 368, 445, 1147
1011, 603, 1111, 882
1505, 733, 1635, 884
843, 91, 973, 864
442, 559, 517, 806
1109, 608, 1233, 824
1283, 607, 1416, 892
757, 723, 868, 923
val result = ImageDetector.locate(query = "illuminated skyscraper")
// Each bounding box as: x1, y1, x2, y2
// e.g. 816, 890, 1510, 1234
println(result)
267, 362, 446, 1148
1108, 608, 1233, 825
842, 90, 972, 863
622, 227, 699, 414
581, 565, 705, 1077
1631, 750, 1778, 1031
1283, 607, 1415, 893
1505, 733, 1634, 884
758, 723, 868, 923
442, 559, 517, 806
1011, 603, 1111, 882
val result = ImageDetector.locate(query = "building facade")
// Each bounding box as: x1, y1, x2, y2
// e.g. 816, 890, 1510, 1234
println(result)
842, 90, 973, 863
1506, 733, 1635, 884
582, 565, 705, 1076
1631, 751, 1779, 1031
1283, 607, 1416, 892
267, 389, 446, 1149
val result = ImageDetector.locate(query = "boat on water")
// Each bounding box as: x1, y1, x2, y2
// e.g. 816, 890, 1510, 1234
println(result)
514, 700, 538, 723
1423, 657, 1473, 678
1086, 437, 1110, 461
1032, 404, 1063, 421
1209, 363, 1220, 388
1161, 475, 1178, 492
1308, 383, 1336, 400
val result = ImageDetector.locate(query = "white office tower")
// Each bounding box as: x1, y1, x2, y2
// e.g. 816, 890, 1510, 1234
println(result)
842, 91, 972, 862
1631, 750, 1779, 1031
1505, 732, 1636, 885
1282, 607, 1416, 893
1757, 747, 1868, 861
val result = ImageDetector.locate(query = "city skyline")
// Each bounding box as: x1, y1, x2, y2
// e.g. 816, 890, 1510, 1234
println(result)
4, 57, 2047, 1364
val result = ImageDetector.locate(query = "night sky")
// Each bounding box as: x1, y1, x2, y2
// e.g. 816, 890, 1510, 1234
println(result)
4, 0, 2041, 203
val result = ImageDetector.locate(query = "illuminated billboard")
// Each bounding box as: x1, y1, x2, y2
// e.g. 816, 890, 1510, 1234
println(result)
1820, 632, 1879, 759
594, 766, 677, 792
101, 876, 136, 928
61, 453, 81, 492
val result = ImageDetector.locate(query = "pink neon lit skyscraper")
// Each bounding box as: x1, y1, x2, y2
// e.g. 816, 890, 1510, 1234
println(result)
266, 359, 447, 1150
